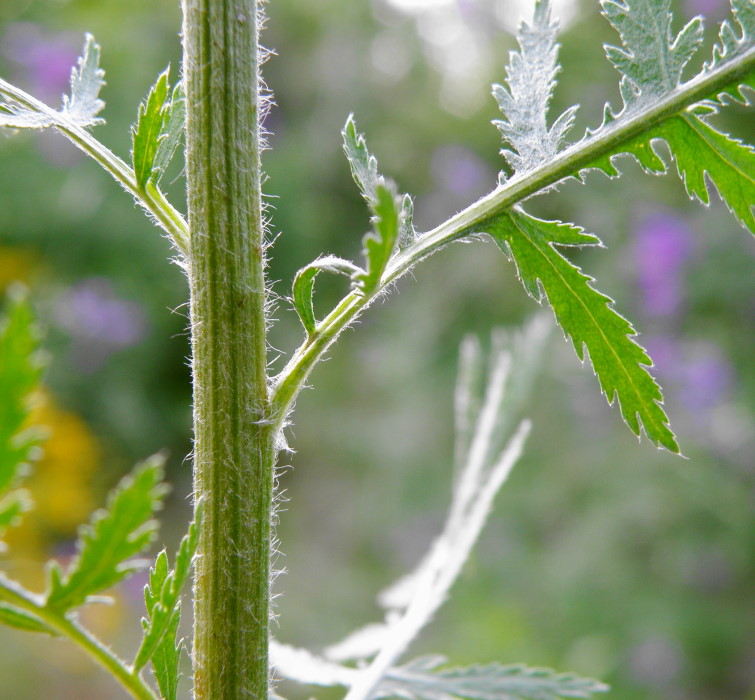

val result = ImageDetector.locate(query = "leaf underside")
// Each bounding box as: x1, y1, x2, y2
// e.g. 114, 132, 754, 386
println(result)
589, 0, 755, 233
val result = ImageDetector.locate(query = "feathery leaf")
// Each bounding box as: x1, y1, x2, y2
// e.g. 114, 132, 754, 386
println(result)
0, 34, 104, 129
61, 34, 106, 124
492, 0, 578, 176
45, 454, 168, 612
601, 0, 704, 106
0, 603, 56, 636
378, 656, 609, 700
484, 208, 678, 452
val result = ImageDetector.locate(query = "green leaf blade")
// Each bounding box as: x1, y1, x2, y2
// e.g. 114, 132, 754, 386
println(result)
45, 454, 168, 613
486, 209, 678, 452
132, 69, 171, 190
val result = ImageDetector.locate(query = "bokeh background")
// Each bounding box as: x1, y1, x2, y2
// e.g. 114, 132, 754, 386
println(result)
1, 0, 753, 698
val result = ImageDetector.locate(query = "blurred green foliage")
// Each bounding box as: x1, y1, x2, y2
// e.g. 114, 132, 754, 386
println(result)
0, 0, 753, 698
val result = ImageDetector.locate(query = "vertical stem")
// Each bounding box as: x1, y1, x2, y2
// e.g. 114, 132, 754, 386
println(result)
182, 1, 274, 698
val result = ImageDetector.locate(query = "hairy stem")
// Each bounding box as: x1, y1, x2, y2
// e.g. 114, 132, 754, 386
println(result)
270, 44, 755, 425
182, 0, 274, 698
0, 574, 156, 700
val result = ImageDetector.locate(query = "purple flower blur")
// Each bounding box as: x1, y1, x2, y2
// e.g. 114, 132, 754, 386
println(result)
54, 278, 147, 373
634, 212, 695, 319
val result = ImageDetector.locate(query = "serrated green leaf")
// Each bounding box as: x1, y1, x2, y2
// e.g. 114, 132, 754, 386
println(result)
45, 454, 168, 612
132, 69, 171, 190
293, 256, 363, 336
379, 656, 609, 700
152, 81, 186, 184
0, 288, 44, 539
133, 503, 201, 673
485, 209, 678, 452
353, 183, 402, 296
0, 603, 56, 636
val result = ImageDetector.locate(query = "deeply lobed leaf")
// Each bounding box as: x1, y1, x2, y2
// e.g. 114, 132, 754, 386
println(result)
45, 454, 168, 612
601, 0, 704, 105
483, 208, 678, 452
591, 0, 755, 233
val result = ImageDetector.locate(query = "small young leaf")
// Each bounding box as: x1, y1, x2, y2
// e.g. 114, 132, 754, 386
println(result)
0, 603, 56, 636
342, 116, 417, 248
379, 656, 609, 700
45, 454, 168, 612
152, 81, 186, 183
133, 502, 201, 673
292, 256, 363, 336
484, 208, 678, 452
353, 183, 402, 296
342, 114, 382, 203
132, 69, 171, 189
492, 0, 578, 176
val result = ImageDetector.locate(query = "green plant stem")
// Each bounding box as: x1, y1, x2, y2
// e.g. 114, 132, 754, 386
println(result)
0, 574, 156, 700
182, 1, 274, 698
270, 45, 755, 426
0, 79, 189, 255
